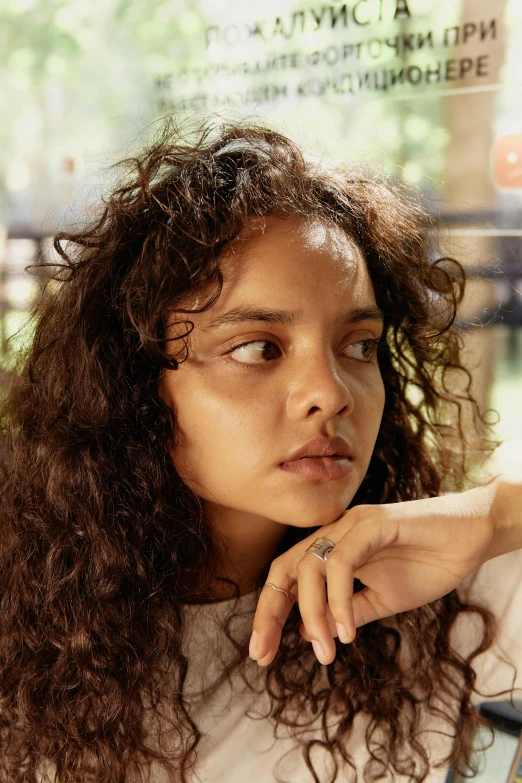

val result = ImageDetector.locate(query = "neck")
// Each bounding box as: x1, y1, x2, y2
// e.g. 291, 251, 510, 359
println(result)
181, 504, 290, 604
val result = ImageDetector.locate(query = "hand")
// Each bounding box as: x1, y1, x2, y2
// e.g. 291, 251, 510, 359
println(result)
248, 491, 495, 667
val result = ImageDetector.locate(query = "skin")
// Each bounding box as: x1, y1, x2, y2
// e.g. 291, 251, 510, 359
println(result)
251, 489, 495, 667
158, 216, 522, 669
158, 214, 385, 653
270, 475, 521, 651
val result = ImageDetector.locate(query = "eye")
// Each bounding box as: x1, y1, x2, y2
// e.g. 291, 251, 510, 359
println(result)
226, 337, 381, 368
342, 339, 380, 363
227, 340, 281, 365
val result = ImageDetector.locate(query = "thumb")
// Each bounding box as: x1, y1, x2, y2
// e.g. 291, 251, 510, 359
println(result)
352, 585, 396, 628
336, 510, 401, 632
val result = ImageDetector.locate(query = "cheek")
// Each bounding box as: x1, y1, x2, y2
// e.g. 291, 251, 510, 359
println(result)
355, 372, 386, 444
168, 375, 274, 484
374, 375, 386, 422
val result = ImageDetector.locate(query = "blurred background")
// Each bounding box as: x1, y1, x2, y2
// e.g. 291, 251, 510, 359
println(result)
1, 0, 521, 480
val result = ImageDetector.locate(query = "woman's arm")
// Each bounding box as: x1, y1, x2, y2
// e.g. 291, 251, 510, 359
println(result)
250, 474, 522, 666
481, 474, 522, 560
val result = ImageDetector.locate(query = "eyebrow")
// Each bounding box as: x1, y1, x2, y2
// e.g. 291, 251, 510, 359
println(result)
202, 305, 384, 332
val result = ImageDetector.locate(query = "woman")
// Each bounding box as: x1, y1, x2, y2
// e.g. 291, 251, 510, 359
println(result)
0, 120, 519, 783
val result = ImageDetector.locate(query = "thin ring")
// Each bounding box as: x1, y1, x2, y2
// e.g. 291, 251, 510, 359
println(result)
304, 537, 336, 562
264, 582, 290, 598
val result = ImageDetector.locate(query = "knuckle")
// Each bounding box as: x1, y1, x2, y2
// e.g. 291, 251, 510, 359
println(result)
350, 504, 372, 526
256, 603, 285, 630
328, 597, 349, 618
266, 566, 289, 586
270, 614, 286, 631
297, 558, 320, 574
267, 555, 286, 575
300, 619, 323, 639
324, 548, 343, 565
270, 554, 286, 569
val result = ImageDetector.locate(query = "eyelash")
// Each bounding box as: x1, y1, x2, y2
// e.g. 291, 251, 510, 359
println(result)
225, 338, 382, 370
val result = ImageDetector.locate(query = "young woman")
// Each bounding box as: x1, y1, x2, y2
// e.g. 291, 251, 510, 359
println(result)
0, 121, 519, 783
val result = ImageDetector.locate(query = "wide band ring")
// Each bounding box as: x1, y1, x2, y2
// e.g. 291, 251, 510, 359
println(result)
305, 537, 335, 562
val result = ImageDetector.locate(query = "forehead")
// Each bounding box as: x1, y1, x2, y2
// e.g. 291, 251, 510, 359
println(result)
219, 215, 368, 292
177, 215, 376, 327
227, 214, 359, 256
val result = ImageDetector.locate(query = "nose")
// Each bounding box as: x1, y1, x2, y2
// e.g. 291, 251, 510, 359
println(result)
285, 350, 355, 421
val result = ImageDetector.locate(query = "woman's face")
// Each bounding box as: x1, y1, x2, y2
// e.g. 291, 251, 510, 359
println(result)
159, 216, 385, 530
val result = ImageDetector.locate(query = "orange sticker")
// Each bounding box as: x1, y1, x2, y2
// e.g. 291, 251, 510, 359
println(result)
494, 133, 522, 189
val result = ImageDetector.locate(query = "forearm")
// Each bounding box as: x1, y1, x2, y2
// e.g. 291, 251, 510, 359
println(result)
476, 474, 522, 562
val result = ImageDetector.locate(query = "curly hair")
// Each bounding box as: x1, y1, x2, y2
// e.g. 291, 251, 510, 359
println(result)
0, 119, 509, 783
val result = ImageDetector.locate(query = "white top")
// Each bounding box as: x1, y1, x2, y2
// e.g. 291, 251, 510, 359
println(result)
37, 549, 522, 782
154, 548, 522, 783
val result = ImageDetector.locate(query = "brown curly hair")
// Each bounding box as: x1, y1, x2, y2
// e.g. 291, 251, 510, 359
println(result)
0, 119, 510, 783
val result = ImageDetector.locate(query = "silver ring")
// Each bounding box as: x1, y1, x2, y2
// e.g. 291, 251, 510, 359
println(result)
305, 537, 335, 562
264, 582, 290, 598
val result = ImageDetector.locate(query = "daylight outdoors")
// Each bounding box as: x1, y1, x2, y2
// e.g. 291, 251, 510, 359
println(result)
1, 2, 522, 781
1, 0, 521, 476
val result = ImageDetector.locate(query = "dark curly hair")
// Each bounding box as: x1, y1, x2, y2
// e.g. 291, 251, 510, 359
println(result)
0, 119, 510, 783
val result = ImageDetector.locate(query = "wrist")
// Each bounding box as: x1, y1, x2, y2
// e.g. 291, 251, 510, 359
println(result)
482, 474, 522, 562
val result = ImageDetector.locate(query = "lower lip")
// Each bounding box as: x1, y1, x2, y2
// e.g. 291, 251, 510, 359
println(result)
279, 456, 353, 480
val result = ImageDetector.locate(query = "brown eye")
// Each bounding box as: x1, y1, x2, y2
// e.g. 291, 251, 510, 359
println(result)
343, 339, 380, 363
228, 340, 281, 365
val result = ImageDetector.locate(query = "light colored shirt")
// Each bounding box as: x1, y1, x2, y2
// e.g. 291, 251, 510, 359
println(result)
37, 548, 522, 782
176, 548, 522, 783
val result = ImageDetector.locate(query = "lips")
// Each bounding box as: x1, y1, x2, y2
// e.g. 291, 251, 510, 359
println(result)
279, 452, 353, 481
281, 435, 352, 464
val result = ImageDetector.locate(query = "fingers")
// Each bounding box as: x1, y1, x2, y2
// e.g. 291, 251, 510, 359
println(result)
300, 587, 397, 638
296, 520, 377, 654
301, 589, 396, 640
249, 553, 334, 666
325, 516, 397, 634
251, 510, 400, 666
296, 559, 335, 664
299, 513, 399, 647
300, 603, 338, 641
251, 548, 338, 666
297, 554, 357, 649
249, 575, 296, 666
352, 587, 396, 628
325, 551, 356, 643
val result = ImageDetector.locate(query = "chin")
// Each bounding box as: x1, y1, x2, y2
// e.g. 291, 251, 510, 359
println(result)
276, 496, 355, 528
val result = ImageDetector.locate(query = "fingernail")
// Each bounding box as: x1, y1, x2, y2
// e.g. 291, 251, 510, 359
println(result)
311, 639, 326, 663
249, 631, 259, 659
336, 623, 349, 643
